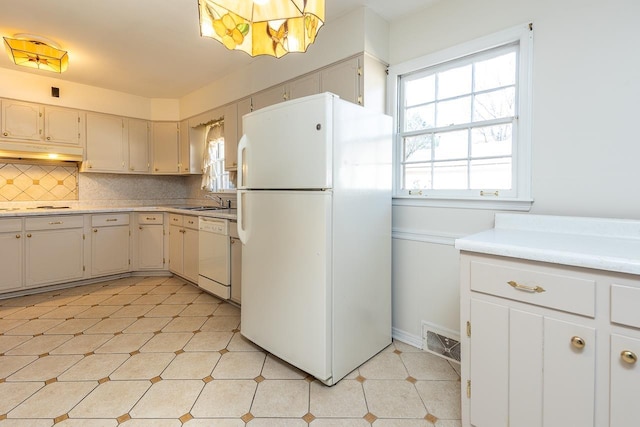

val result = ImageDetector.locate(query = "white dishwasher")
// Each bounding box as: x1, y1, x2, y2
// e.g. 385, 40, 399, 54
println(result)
198, 217, 230, 299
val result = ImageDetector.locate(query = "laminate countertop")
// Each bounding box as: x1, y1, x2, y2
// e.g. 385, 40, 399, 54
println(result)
454, 213, 640, 275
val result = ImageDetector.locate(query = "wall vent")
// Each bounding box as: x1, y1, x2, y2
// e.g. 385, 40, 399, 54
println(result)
422, 321, 461, 363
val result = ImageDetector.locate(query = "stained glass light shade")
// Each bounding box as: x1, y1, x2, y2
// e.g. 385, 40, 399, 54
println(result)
3, 36, 69, 73
198, 0, 324, 58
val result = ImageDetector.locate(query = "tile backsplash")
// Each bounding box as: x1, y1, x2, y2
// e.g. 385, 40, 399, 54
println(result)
0, 161, 78, 202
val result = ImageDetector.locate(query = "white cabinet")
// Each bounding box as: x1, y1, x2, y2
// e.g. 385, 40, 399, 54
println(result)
44, 106, 82, 145
236, 97, 252, 140
289, 73, 320, 100
230, 221, 242, 304
24, 215, 84, 288
0, 218, 23, 292
128, 118, 150, 173
152, 121, 180, 174
135, 212, 165, 270
223, 103, 238, 171
90, 214, 130, 276
461, 252, 640, 427
85, 112, 126, 172
252, 84, 288, 111
178, 119, 205, 175
168, 214, 198, 283
1, 99, 42, 141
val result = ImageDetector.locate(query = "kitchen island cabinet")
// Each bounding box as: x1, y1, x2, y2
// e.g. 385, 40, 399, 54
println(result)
0, 218, 23, 292
90, 213, 131, 276
457, 214, 640, 427
25, 215, 84, 288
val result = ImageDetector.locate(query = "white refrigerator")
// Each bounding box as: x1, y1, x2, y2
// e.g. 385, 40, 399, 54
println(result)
237, 93, 392, 385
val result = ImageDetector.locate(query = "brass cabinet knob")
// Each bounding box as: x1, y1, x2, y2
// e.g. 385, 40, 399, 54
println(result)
139, 226, 143, 230
2, 132, 8, 136
46, 136, 51, 140
571, 336, 586, 349
93, 229, 98, 233
26, 233, 32, 238
621, 351, 638, 365
15, 234, 20, 239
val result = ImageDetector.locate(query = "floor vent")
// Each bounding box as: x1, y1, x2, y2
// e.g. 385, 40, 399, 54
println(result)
422, 321, 461, 363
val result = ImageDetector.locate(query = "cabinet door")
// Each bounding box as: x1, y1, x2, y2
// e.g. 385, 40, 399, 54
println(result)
1, 100, 43, 140
183, 227, 199, 283
168, 224, 184, 275
610, 334, 640, 426
252, 85, 287, 111
25, 228, 84, 287
223, 103, 238, 171
289, 73, 320, 100
230, 236, 242, 303
44, 106, 81, 145
128, 118, 150, 173
152, 122, 180, 173
91, 225, 130, 276
137, 224, 165, 270
178, 119, 190, 174
236, 97, 252, 139
86, 113, 126, 172
320, 57, 361, 105
0, 230, 23, 292
543, 318, 595, 427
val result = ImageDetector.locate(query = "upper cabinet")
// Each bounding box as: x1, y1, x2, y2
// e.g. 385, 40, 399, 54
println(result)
223, 103, 238, 171
85, 112, 127, 172
152, 122, 180, 174
1, 99, 43, 141
179, 119, 205, 175
44, 106, 82, 146
128, 118, 150, 173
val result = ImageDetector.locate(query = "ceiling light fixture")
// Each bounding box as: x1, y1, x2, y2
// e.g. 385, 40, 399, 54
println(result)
3, 34, 69, 73
198, 0, 324, 58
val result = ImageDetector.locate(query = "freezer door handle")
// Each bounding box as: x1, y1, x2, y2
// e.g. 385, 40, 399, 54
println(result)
237, 190, 248, 244
237, 134, 248, 189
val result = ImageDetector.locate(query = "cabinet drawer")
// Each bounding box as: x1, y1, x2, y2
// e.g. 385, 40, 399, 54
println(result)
169, 214, 183, 226
611, 284, 640, 328
470, 259, 596, 317
183, 216, 198, 230
26, 215, 84, 230
92, 213, 130, 227
0, 218, 22, 232
138, 213, 163, 225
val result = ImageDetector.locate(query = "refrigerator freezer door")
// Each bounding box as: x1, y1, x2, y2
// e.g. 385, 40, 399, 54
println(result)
239, 190, 332, 381
239, 93, 333, 190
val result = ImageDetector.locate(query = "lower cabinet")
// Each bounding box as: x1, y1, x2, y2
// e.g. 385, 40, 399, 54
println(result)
25, 215, 84, 288
90, 214, 131, 276
461, 252, 640, 427
0, 218, 23, 292
135, 212, 165, 270
168, 214, 198, 283
230, 221, 242, 304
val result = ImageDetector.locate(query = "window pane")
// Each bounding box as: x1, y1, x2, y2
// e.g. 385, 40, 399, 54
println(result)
437, 64, 472, 99
404, 104, 435, 131
470, 158, 512, 189
473, 87, 515, 122
403, 164, 432, 189
405, 75, 435, 106
433, 160, 467, 189
471, 124, 512, 157
436, 96, 471, 127
474, 52, 516, 92
434, 130, 468, 160
404, 135, 433, 162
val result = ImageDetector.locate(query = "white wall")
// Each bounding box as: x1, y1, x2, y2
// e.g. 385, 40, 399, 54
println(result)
389, 0, 640, 345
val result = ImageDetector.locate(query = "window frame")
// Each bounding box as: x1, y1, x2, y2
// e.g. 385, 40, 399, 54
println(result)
388, 23, 534, 211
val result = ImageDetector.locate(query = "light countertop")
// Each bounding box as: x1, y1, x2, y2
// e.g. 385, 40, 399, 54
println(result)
454, 213, 640, 275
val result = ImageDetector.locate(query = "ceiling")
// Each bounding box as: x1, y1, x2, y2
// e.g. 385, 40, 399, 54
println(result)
0, 0, 434, 99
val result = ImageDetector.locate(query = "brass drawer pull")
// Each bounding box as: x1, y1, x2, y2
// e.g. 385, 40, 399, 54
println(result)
49, 221, 63, 225
621, 350, 637, 365
571, 336, 586, 349
508, 280, 546, 293
106, 218, 118, 222
146, 217, 156, 221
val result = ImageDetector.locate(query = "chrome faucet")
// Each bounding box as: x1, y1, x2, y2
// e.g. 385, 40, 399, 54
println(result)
204, 193, 225, 207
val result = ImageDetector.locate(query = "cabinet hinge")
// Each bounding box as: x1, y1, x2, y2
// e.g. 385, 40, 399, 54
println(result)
77, 116, 81, 123
128, 259, 131, 265
357, 67, 363, 76
163, 258, 166, 264
83, 265, 86, 272
467, 380, 471, 398
466, 321, 471, 337
83, 234, 85, 240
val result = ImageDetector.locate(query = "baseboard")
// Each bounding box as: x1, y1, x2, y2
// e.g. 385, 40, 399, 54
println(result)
391, 327, 423, 349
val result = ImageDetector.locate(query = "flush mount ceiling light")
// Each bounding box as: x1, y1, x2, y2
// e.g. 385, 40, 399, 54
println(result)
3, 34, 69, 73
198, 0, 324, 58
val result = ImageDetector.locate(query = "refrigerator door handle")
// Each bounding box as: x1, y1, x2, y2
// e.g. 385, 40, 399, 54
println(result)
237, 134, 248, 189
237, 190, 248, 244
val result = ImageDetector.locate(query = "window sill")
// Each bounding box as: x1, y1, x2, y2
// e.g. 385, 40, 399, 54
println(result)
392, 196, 533, 211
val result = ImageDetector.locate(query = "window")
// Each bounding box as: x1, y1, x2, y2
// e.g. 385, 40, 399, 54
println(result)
389, 24, 533, 210
201, 121, 231, 192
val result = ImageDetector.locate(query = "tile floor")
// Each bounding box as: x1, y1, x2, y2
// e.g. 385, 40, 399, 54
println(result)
0, 276, 461, 426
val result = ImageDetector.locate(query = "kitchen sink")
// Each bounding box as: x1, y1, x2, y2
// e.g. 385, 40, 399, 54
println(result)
172, 206, 223, 211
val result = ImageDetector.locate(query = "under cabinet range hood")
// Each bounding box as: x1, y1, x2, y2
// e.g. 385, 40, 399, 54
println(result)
0, 141, 83, 162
